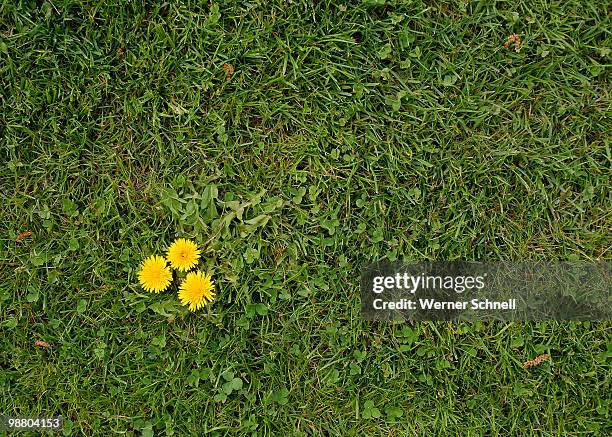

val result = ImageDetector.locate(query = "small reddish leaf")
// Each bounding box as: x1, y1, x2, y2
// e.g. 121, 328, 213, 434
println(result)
16, 230, 32, 243
223, 63, 235, 81
523, 353, 550, 369
35, 340, 50, 348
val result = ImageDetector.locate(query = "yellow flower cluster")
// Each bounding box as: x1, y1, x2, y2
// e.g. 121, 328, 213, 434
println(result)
136, 238, 215, 311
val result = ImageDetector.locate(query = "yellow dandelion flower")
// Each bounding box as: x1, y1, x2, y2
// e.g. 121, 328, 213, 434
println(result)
137, 255, 172, 293
178, 271, 215, 311
166, 238, 200, 271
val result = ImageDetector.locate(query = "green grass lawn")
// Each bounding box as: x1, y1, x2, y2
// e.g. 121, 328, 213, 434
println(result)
1, 0, 611, 435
